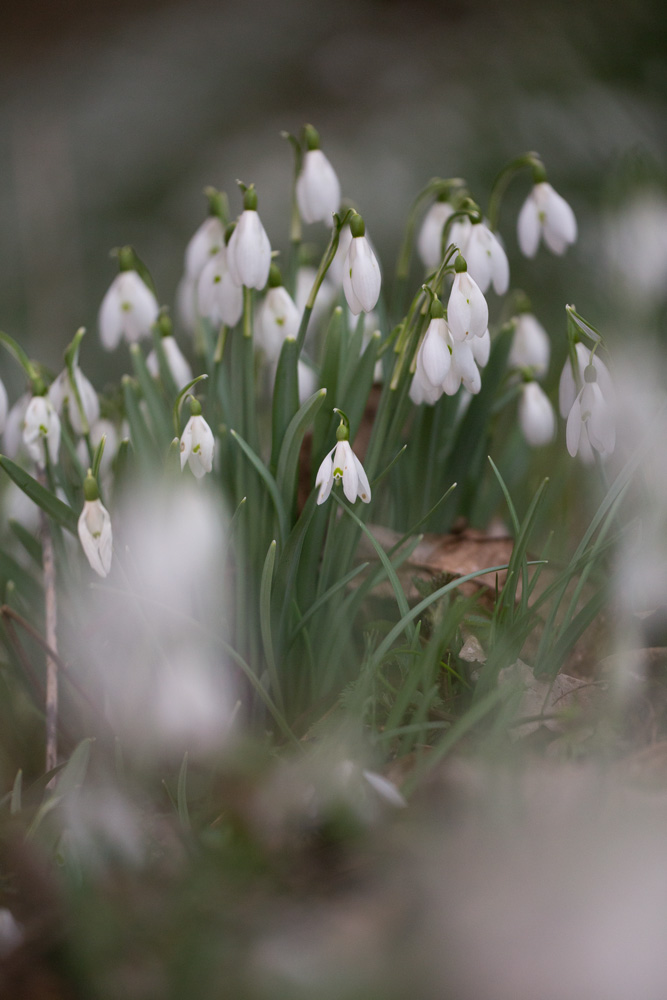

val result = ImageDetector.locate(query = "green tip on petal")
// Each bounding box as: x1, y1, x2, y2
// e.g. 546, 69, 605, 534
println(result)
349, 213, 365, 239
303, 123, 321, 151
268, 262, 283, 288
430, 298, 445, 319
117, 246, 135, 273
454, 254, 467, 274
189, 396, 203, 416
242, 186, 258, 211
83, 472, 100, 501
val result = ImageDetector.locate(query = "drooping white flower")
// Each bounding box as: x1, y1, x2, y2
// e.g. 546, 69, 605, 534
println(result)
296, 147, 341, 227
343, 215, 381, 316
519, 382, 556, 447
256, 284, 301, 362
517, 182, 577, 258
446, 338, 482, 395
566, 371, 615, 461
226, 188, 272, 290
447, 260, 489, 342
3, 393, 30, 458
471, 328, 491, 368
558, 343, 614, 419
180, 407, 215, 478
184, 215, 225, 279
316, 437, 371, 505
23, 395, 61, 466
509, 313, 551, 377
99, 270, 159, 350
328, 224, 353, 286
464, 221, 510, 295
78, 482, 113, 578
146, 336, 193, 389
418, 314, 451, 388
197, 248, 244, 328
417, 201, 455, 270
48, 366, 100, 435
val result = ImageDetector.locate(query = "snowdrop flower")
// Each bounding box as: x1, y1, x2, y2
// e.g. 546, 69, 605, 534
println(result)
3, 393, 30, 458
184, 214, 225, 280
256, 265, 301, 362
328, 223, 353, 286
447, 255, 489, 342
509, 313, 551, 377
517, 181, 577, 258
464, 221, 510, 295
417, 200, 455, 270
48, 366, 100, 435
316, 411, 371, 505
99, 268, 160, 350
23, 394, 60, 466
566, 365, 615, 461
519, 381, 556, 446
471, 328, 491, 368
226, 186, 272, 290
558, 342, 614, 419
146, 335, 193, 389
296, 124, 341, 227
180, 398, 214, 478
417, 303, 451, 388
78, 473, 112, 578
446, 338, 482, 395
343, 213, 381, 316
197, 247, 244, 328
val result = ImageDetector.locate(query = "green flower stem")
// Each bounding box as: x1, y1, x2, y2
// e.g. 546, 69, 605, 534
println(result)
487, 151, 543, 231
0, 330, 41, 390
295, 208, 354, 355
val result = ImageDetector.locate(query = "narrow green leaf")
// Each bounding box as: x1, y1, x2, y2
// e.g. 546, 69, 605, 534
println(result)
276, 388, 327, 509
122, 377, 158, 466
230, 430, 288, 545
0, 456, 78, 534
8, 519, 42, 566
270, 337, 299, 475
260, 540, 283, 713
130, 344, 172, 450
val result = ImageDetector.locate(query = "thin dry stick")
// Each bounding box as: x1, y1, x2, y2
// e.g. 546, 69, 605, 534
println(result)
38, 473, 58, 777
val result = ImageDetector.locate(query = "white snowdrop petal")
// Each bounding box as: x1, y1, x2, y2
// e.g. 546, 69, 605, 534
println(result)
517, 194, 541, 258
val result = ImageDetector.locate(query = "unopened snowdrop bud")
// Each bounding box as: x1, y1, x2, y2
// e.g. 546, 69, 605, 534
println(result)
180, 397, 214, 478
197, 247, 244, 328
316, 410, 371, 505
78, 473, 113, 578
465, 220, 510, 295
99, 269, 159, 350
447, 255, 489, 342
418, 300, 451, 387
343, 214, 381, 315
509, 313, 550, 377
296, 125, 341, 227
519, 381, 556, 446
256, 264, 301, 362
226, 186, 272, 290
23, 393, 60, 466
48, 366, 100, 436
517, 180, 577, 258
417, 199, 455, 270
565, 364, 616, 461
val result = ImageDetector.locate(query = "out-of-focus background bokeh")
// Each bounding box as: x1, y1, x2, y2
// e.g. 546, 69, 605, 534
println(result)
1, 0, 666, 392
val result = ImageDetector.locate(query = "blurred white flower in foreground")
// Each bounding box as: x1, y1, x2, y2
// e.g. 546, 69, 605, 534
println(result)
517, 182, 577, 257
98, 270, 160, 350
604, 189, 667, 306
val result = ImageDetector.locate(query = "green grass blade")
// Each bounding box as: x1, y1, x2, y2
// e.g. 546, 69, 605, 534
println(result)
0, 456, 78, 534
230, 429, 288, 545
260, 539, 284, 713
